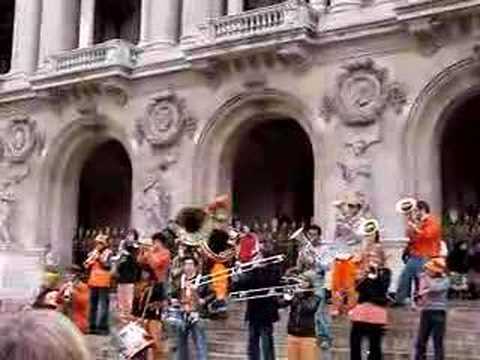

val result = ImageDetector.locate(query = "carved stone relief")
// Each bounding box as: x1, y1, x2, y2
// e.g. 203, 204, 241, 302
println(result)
136, 90, 197, 148
0, 114, 43, 248
322, 58, 407, 126
323, 58, 406, 222
333, 191, 369, 246
136, 157, 176, 236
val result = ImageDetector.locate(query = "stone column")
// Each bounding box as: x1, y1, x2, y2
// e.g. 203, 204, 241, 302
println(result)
38, 0, 80, 66
141, 0, 181, 47
330, 0, 362, 12
181, 0, 224, 43
79, 0, 95, 48
227, 0, 244, 15
309, 0, 328, 12
10, 0, 42, 74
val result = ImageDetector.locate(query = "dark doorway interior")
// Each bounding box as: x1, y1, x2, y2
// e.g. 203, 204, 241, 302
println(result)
94, 0, 141, 44
232, 119, 314, 224
0, 0, 15, 74
78, 140, 132, 230
442, 94, 480, 217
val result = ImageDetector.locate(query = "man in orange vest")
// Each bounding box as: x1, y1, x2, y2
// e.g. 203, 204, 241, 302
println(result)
84, 233, 113, 335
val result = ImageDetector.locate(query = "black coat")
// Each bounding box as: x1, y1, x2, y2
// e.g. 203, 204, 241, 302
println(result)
116, 252, 141, 284
233, 264, 283, 325
356, 268, 391, 306
285, 293, 320, 337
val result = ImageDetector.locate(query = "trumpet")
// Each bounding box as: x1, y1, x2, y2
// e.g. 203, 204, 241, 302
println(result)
359, 218, 380, 237
229, 284, 314, 302
395, 197, 420, 225
190, 254, 285, 287
83, 250, 99, 267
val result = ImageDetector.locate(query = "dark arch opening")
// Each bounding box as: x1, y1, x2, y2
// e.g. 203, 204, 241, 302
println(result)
77, 140, 132, 230
232, 118, 314, 224
441, 94, 480, 218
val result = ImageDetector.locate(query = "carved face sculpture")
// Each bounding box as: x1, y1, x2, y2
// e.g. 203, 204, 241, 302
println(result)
351, 140, 367, 157
150, 102, 175, 133
13, 128, 26, 151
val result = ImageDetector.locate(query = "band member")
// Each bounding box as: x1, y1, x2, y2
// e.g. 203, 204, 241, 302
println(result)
396, 200, 442, 306
114, 229, 141, 318
84, 234, 113, 335
171, 256, 210, 360
233, 244, 283, 360
414, 257, 449, 360
137, 233, 171, 360
281, 271, 320, 360
350, 249, 391, 360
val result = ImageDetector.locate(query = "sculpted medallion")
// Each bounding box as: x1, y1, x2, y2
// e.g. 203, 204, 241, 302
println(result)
137, 90, 196, 147
335, 59, 388, 126
4, 118, 40, 164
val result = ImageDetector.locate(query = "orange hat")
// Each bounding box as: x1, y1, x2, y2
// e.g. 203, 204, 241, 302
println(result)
424, 257, 446, 275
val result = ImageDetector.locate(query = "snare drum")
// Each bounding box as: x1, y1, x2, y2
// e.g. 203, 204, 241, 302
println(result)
117, 322, 154, 359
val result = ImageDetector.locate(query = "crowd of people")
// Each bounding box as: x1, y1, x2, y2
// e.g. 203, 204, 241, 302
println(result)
0, 195, 471, 360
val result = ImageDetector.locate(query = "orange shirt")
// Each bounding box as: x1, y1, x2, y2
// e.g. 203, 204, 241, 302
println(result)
409, 215, 441, 258
88, 259, 112, 288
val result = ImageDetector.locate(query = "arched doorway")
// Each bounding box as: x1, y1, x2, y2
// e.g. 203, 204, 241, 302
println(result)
232, 119, 314, 224
78, 140, 132, 230
441, 94, 480, 217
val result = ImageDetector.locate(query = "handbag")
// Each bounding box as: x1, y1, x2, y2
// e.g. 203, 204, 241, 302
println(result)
349, 302, 388, 325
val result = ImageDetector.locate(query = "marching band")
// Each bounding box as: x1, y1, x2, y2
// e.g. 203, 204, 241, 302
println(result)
33, 194, 450, 360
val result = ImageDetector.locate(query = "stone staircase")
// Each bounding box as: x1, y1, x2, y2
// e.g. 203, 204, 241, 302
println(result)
87, 300, 480, 359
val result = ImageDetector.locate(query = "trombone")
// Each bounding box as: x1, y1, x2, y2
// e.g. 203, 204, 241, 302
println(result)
190, 254, 285, 287
229, 284, 314, 302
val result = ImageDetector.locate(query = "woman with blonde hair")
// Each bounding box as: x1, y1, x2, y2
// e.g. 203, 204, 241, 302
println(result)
0, 310, 91, 360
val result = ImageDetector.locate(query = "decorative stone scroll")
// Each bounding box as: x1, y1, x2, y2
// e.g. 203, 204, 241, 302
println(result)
323, 58, 407, 126
136, 90, 197, 148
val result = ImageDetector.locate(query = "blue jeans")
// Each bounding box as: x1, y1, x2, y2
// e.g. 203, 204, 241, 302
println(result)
396, 256, 427, 304
248, 322, 275, 360
176, 319, 207, 360
414, 310, 446, 360
89, 287, 110, 333
315, 287, 332, 342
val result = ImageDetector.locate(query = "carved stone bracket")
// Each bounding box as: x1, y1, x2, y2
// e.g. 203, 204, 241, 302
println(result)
136, 89, 197, 148
406, 17, 445, 57
38, 81, 129, 116
322, 58, 407, 125
276, 43, 314, 73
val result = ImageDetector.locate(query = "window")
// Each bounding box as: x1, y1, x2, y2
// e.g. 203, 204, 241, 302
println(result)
94, 0, 141, 44
244, 0, 286, 11
0, 0, 15, 74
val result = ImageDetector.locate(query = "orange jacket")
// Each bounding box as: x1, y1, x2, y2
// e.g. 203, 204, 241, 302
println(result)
409, 215, 441, 258
139, 248, 171, 283
332, 258, 358, 292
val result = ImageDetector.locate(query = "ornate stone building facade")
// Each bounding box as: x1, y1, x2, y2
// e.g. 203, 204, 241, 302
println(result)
0, 0, 480, 275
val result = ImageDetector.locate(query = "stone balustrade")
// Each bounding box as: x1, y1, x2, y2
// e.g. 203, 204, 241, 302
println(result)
47, 40, 139, 74
199, 0, 318, 43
